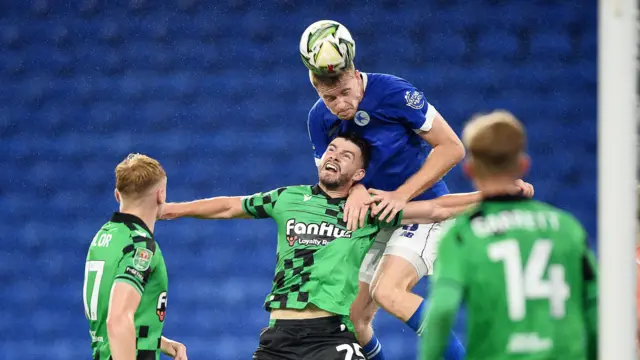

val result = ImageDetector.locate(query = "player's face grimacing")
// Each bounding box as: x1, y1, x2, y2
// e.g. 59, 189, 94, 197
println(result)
318, 138, 366, 190
315, 70, 364, 120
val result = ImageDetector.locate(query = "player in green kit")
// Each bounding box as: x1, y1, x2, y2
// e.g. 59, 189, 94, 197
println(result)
161, 133, 532, 360
419, 111, 598, 360
83, 154, 187, 360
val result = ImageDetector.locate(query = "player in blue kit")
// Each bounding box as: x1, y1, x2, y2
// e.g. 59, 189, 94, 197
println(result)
306, 65, 467, 360
305, 22, 533, 360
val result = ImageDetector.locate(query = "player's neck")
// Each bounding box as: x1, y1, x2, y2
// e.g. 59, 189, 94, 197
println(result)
474, 177, 520, 198
118, 204, 157, 234
318, 183, 350, 199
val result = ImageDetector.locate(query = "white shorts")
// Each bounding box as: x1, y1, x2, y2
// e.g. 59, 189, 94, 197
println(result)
359, 222, 444, 284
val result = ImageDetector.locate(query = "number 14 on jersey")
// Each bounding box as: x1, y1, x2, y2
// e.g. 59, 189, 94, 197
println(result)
489, 239, 570, 321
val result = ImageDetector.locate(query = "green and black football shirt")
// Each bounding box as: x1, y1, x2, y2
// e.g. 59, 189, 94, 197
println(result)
83, 212, 168, 360
242, 184, 401, 316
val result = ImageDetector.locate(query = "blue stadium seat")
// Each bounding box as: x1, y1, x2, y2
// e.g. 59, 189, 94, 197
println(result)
530, 31, 573, 60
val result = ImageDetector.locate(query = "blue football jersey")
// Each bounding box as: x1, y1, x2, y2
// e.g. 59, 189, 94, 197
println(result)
307, 73, 449, 201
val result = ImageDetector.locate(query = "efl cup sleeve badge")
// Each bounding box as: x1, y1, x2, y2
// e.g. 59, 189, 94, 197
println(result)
354, 110, 370, 126
133, 248, 153, 271
405, 90, 425, 110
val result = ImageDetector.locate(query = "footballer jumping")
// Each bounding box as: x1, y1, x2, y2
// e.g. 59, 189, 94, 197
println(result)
303, 19, 468, 360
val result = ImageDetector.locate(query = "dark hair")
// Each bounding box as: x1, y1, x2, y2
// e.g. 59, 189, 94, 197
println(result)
336, 132, 371, 169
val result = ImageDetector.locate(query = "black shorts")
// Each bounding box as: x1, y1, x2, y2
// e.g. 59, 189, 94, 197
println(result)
253, 316, 365, 360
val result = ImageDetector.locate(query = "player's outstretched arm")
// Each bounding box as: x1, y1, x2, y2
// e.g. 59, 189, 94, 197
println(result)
160, 336, 188, 360
400, 191, 482, 224
161, 197, 252, 220
107, 282, 142, 360
395, 180, 535, 225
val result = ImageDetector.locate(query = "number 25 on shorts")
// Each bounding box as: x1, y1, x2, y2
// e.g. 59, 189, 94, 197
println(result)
336, 343, 365, 360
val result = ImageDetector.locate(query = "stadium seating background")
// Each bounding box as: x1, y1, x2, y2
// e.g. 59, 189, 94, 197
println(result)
0, 1, 596, 359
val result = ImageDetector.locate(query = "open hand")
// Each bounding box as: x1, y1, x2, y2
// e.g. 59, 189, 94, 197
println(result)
368, 189, 410, 223
344, 184, 376, 231
513, 179, 535, 198
161, 338, 188, 360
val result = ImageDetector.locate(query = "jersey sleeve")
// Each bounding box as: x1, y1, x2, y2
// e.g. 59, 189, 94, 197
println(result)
378, 82, 438, 132
242, 187, 287, 219
113, 237, 157, 295
307, 105, 329, 167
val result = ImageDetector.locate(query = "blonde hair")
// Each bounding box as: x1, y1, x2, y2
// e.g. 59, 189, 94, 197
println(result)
462, 110, 526, 177
309, 62, 356, 89
115, 153, 166, 198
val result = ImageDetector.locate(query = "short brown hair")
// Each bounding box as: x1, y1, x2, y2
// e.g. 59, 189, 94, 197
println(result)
115, 153, 166, 197
309, 62, 355, 89
463, 110, 526, 177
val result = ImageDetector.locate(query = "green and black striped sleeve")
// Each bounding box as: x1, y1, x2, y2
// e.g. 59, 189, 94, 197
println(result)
113, 233, 156, 295
242, 187, 287, 219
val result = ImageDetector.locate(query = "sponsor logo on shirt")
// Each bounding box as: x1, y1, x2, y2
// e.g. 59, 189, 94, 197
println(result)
354, 110, 370, 126
156, 291, 167, 322
285, 218, 352, 246
405, 90, 425, 110
133, 248, 153, 271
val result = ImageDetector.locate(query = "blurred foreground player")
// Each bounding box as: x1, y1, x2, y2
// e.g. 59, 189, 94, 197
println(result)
83, 154, 187, 360
419, 111, 598, 360
162, 133, 501, 360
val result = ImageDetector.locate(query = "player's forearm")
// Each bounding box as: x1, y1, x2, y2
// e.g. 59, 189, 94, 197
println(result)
420, 286, 461, 360
166, 197, 249, 220
403, 192, 480, 224
107, 315, 137, 360
433, 192, 481, 209
396, 143, 465, 201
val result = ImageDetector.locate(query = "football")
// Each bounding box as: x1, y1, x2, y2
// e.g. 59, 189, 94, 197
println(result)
299, 20, 356, 76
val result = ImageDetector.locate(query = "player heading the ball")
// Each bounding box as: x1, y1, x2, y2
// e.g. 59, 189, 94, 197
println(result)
83, 154, 187, 360
419, 111, 598, 360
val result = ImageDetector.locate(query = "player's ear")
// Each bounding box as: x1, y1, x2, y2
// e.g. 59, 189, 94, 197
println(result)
156, 187, 165, 205
114, 189, 121, 203
518, 154, 531, 176
462, 159, 474, 179
352, 168, 365, 182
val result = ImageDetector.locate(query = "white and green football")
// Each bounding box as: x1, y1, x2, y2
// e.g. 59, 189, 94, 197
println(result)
299, 20, 356, 76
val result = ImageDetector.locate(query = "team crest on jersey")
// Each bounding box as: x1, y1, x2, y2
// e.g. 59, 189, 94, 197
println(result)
156, 291, 167, 322
133, 248, 153, 271
285, 218, 352, 246
354, 111, 370, 126
405, 90, 425, 110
